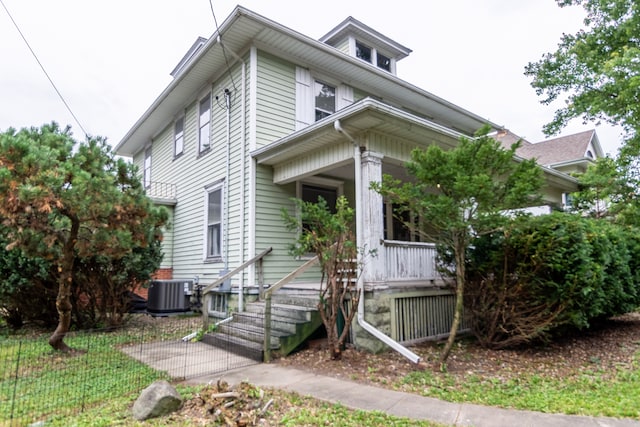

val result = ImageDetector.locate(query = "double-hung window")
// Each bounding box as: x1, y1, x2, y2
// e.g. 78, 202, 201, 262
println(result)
199, 93, 211, 153
143, 146, 152, 189
314, 81, 335, 121
174, 117, 184, 157
206, 185, 223, 259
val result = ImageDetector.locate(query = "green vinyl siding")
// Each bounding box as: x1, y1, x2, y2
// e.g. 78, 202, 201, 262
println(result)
255, 51, 295, 148
254, 164, 323, 284
159, 206, 174, 269
141, 59, 251, 286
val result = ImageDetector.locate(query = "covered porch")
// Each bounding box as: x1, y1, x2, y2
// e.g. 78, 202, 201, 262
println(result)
253, 98, 471, 289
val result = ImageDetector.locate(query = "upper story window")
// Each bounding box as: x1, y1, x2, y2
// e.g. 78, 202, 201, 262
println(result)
199, 93, 211, 153
143, 147, 152, 189
356, 41, 372, 63
206, 184, 223, 259
315, 81, 335, 121
174, 117, 184, 157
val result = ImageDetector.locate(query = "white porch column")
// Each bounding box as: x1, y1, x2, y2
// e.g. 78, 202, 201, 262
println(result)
360, 151, 385, 283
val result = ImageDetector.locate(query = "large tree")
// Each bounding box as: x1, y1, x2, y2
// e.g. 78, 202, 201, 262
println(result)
0, 123, 167, 350
374, 126, 544, 366
524, 0, 640, 150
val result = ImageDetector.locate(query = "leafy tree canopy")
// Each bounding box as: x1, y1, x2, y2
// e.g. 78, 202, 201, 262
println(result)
525, 0, 640, 153
374, 125, 544, 365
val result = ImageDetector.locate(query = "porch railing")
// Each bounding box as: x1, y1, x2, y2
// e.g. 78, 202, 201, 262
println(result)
201, 247, 273, 327
145, 181, 177, 201
262, 255, 319, 362
383, 240, 439, 282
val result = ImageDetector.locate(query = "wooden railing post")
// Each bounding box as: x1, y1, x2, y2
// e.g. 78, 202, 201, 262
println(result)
263, 293, 272, 363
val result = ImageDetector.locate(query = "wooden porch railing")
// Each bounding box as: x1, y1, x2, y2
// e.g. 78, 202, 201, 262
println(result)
201, 247, 273, 327
262, 256, 319, 362
383, 240, 439, 281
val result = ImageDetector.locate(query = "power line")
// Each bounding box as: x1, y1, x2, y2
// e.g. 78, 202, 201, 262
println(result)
208, 0, 238, 93
0, 0, 88, 138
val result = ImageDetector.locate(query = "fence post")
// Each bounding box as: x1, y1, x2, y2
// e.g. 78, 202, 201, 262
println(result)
263, 293, 272, 363
258, 258, 265, 300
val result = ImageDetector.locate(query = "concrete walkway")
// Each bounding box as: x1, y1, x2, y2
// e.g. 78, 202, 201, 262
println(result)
126, 341, 639, 426
187, 363, 640, 427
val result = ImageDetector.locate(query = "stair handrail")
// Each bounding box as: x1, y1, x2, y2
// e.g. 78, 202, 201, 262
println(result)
202, 247, 272, 327
263, 255, 319, 362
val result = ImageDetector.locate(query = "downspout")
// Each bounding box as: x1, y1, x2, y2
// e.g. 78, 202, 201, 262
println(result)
220, 39, 247, 312
333, 119, 421, 365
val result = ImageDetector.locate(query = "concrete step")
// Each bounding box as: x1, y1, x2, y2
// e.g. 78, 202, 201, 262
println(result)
200, 333, 266, 362
234, 311, 305, 335
244, 302, 316, 322
271, 293, 320, 309
217, 322, 283, 347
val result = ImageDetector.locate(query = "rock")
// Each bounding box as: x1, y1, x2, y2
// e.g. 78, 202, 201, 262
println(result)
132, 380, 183, 421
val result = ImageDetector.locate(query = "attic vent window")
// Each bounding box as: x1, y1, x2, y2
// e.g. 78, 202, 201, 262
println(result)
356, 41, 372, 63
377, 53, 391, 71
586, 150, 594, 159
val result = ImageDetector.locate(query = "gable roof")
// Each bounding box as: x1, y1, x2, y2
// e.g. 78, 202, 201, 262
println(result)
494, 128, 604, 170
114, 6, 501, 157
517, 129, 603, 167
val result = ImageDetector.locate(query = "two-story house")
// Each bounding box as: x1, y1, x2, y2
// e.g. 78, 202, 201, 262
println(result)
115, 6, 582, 357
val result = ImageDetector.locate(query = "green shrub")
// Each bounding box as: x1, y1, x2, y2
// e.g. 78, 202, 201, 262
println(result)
466, 212, 640, 348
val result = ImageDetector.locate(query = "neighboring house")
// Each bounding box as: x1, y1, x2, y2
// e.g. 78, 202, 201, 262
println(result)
115, 6, 582, 354
495, 128, 604, 209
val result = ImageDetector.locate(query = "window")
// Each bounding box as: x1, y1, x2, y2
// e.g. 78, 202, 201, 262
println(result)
199, 93, 211, 153
143, 147, 151, 189
206, 186, 223, 259
315, 81, 335, 121
302, 184, 338, 212
174, 117, 184, 157
356, 41, 372, 63
383, 202, 421, 242
377, 53, 391, 71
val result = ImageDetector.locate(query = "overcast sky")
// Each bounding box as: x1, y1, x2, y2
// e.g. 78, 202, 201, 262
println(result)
0, 0, 625, 155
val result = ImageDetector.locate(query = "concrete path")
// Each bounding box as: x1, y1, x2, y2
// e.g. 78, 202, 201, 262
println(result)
189, 363, 640, 427
126, 341, 640, 426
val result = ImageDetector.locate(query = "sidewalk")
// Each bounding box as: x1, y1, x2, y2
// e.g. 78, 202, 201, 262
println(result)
188, 363, 640, 427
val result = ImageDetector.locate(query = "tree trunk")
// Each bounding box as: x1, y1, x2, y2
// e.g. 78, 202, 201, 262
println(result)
49, 215, 79, 352
439, 240, 466, 367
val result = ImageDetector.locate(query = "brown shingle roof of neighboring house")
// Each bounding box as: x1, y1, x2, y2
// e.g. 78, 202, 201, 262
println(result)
493, 129, 602, 168
517, 129, 599, 167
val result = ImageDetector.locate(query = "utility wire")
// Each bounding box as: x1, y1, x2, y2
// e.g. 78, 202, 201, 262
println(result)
208, 0, 239, 93
0, 0, 88, 138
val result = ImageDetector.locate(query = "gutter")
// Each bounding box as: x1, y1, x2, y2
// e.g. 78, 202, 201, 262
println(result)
334, 119, 421, 365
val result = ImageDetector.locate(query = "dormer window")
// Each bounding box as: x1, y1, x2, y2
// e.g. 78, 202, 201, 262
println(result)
377, 53, 391, 71
355, 39, 393, 72
356, 41, 372, 63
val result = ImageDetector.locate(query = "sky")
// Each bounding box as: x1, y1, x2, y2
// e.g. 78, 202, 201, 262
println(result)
0, 0, 626, 156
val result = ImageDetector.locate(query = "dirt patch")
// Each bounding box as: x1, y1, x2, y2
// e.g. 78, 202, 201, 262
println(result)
277, 313, 640, 387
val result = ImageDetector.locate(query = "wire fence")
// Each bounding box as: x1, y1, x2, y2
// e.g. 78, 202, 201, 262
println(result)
0, 313, 261, 426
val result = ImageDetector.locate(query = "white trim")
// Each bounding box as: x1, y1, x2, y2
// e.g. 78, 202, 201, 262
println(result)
249, 46, 258, 284
203, 180, 225, 261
